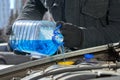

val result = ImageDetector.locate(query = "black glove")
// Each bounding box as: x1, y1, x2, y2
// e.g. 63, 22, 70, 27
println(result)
6, 25, 12, 35
57, 22, 83, 49
0, 28, 9, 42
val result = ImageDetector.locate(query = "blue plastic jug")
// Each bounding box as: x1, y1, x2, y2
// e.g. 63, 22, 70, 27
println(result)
9, 20, 63, 56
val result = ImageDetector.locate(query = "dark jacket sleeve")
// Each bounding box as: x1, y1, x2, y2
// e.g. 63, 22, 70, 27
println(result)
17, 0, 47, 20
82, 0, 120, 48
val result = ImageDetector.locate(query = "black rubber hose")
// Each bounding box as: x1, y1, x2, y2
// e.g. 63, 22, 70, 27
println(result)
0, 58, 7, 64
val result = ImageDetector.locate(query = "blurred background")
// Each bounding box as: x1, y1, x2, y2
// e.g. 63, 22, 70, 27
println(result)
0, 0, 27, 30
0, 0, 27, 42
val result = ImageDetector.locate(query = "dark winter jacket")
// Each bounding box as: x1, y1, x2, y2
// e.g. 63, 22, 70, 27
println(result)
18, 0, 120, 48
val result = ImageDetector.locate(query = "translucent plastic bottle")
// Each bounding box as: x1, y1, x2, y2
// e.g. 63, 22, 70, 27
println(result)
9, 20, 63, 56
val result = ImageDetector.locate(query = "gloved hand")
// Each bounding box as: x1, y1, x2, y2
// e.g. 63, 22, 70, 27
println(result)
6, 25, 12, 35
57, 21, 83, 49
0, 28, 9, 42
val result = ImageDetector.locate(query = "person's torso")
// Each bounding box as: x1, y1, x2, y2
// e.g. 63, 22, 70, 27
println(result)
42, 0, 109, 28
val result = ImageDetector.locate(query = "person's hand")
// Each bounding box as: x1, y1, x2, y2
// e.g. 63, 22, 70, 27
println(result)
0, 28, 9, 42
6, 25, 12, 35
57, 21, 83, 48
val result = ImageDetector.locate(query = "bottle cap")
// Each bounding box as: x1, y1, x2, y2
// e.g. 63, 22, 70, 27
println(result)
58, 61, 75, 66
84, 53, 94, 59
